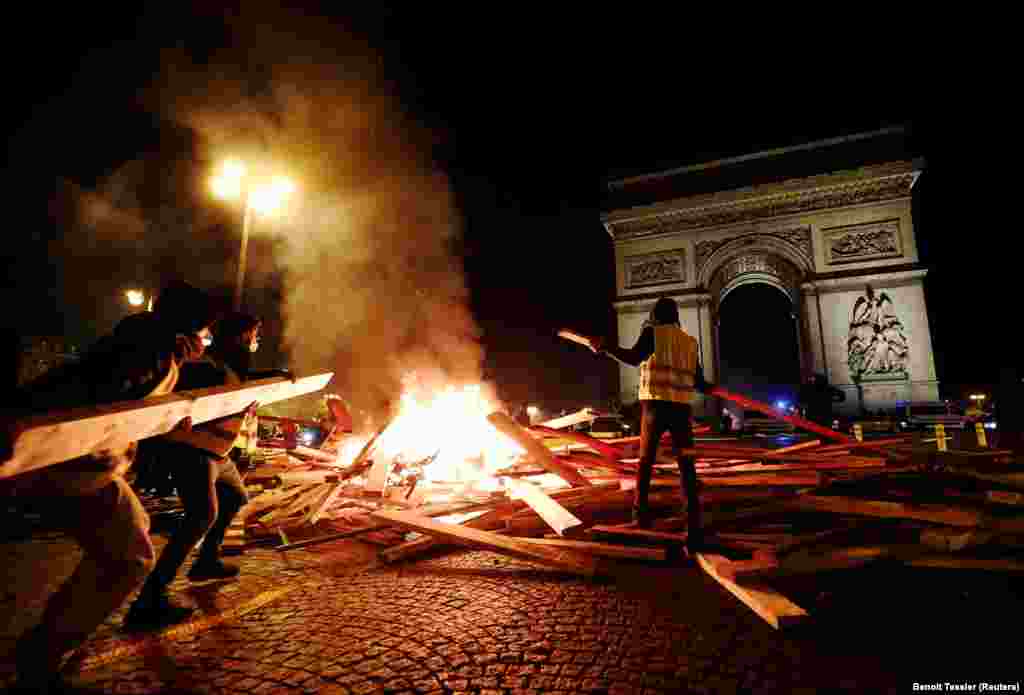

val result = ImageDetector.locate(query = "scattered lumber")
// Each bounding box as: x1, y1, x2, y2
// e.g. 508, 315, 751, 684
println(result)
141, 383, 1022, 635
369, 509, 598, 576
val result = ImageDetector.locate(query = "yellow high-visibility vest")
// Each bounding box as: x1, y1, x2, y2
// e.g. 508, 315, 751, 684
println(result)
638, 325, 699, 404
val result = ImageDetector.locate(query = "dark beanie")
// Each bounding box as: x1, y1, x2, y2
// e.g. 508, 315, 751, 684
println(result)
651, 297, 680, 326
214, 311, 261, 342
153, 283, 221, 335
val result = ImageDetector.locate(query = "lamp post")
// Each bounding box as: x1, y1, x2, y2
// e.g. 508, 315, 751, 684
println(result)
210, 160, 296, 311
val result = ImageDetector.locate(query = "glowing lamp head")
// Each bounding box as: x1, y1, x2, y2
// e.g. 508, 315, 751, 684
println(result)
249, 177, 296, 215
125, 289, 145, 307
526, 406, 539, 417
210, 160, 246, 201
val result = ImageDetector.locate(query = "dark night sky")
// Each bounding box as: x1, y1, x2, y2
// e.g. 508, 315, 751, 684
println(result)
0, 6, 1010, 409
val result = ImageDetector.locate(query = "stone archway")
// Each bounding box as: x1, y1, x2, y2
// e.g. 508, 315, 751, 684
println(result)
697, 233, 815, 390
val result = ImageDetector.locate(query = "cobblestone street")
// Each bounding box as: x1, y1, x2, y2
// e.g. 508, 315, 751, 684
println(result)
3, 525, 1022, 694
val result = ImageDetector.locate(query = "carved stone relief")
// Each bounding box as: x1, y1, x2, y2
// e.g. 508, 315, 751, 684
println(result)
847, 285, 909, 381
623, 249, 686, 288
695, 228, 811, 277
825, 219, 902, 265
708, 252, 803, 308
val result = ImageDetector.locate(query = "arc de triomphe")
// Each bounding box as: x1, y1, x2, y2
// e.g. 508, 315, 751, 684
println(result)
602, 157, 937, 416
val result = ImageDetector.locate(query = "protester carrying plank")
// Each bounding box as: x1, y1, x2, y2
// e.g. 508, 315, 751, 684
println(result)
1, 282, 219, 694
587, 297, 714, 552
125, 311, 292, 630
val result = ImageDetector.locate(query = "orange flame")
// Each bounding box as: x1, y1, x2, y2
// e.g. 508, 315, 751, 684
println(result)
372, 378, 523, 488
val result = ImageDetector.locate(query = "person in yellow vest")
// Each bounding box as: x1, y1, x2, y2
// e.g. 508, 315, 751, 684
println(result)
590, 297, 712, 551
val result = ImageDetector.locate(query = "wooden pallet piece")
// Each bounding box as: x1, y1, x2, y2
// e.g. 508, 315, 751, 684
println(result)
369, 509, 598, 576
2, 373, 333, 479
696, 553, 809, 630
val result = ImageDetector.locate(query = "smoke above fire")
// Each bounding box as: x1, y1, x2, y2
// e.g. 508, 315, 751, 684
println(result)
175, 10, 482, 427
63, 7, 486, 427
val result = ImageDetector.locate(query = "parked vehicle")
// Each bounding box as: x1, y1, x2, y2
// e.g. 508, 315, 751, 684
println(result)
849, 414, 899, 434
742, 411, 795, 436
897, 402, 969, 431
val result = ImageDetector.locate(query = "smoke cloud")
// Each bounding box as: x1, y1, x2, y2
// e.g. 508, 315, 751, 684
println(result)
142, 7, 484, 428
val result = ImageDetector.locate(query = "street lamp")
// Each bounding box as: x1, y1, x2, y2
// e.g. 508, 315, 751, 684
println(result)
125, 289, 145, 307
211, 160, 296, 310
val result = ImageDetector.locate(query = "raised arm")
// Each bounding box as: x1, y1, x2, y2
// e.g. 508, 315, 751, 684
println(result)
601, 326, 655, 367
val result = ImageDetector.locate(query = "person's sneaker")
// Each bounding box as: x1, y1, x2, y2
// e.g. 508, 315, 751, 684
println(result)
123, 592, 194, 631
187, 558, 240, 581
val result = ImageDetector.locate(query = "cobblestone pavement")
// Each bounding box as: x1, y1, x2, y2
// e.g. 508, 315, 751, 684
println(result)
2, 527, 1022, 694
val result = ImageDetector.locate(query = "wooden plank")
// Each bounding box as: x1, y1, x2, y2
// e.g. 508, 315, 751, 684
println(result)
697, 459, 883, 475
556, 329, 593, 348
904, 556, 1024, 572
378, 485, 618, 563
2, 373, 333, 479
700, 472, 821, 487
735, 545, 929, 580
695, 553, 809, 630
708, 387, 853, 443
369, 509, 598, 576
530, 426, 625, 461
770, 439, 822, 455
539, 408, 601, 430
590, 525, 687, 545
786, 495, 984, 527
487, 412, 592, 487
518, 537, 666, 562
505, 478, 582, 536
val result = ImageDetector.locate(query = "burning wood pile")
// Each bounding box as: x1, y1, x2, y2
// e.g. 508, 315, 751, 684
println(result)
228, 381, 1024, 629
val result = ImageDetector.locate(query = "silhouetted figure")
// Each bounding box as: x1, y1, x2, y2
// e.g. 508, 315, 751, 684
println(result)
3, 282, 218, 692
799, 373, 845, 426
590, 297, 712, 553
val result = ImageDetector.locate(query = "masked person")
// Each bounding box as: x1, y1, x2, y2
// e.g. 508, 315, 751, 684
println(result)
124, 312, 290, 630
3, 282, 219, 693
589, 297, 712, 552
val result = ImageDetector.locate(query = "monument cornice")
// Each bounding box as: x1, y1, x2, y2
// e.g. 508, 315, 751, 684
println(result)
603, 160, 923, 241
613, 289, 711, 312
801, 266, 928, 294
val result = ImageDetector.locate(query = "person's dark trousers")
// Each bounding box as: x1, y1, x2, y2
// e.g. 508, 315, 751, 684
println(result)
636, 399, 703, 547
137, 445, 247, 598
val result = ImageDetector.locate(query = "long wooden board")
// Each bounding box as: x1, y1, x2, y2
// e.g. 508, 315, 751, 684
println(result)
487, 412, 592, 487
1, 373, 333, 479
369, 509, 598, 576
505, 478, 583, 536
709, 387, 853, 443
518, 537, 666, 562
696, 553, 809, 630
786, 495, 984, 527
539, 408, 601, 430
